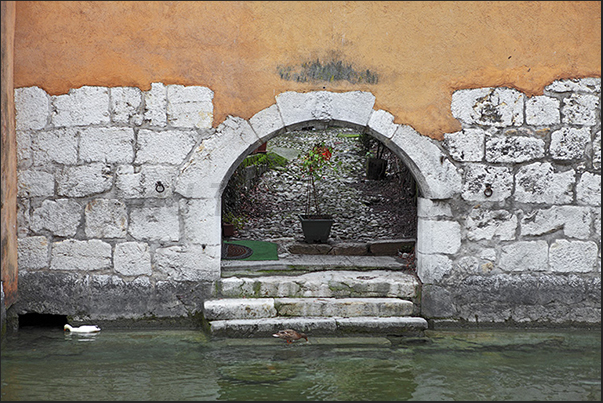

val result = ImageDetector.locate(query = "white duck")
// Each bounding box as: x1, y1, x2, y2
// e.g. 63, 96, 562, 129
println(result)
64, 324, 101, 333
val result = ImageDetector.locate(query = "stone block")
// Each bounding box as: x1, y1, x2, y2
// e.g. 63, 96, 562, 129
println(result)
288, 243, 332, 255
544, 77, 601, 94
216, 277, 260, 298
593, 130, 601, 170
562, 93, 600, 126
115, 164, 178, 199
84, 198, 128, 238
15, 86, 50, 130
525, 95, 560, 126
368, 109, 398, 139
549, 240, 598, 273
499, 241, 548, 272
31, 128, 79, 165
416, 219, 461, 254
415, 252, 452, 284
328, 242, 369, 256
56, 163, 114, 198
152, 280, 210, 319
420, 284, 455, 318
174, 116, 260, 198
143, 82, 167, 127
390, 124, 462, 199
51, 86, 110, 127
204, 298, 276, 320
110, 86, 143, 125
514, 162, 575, 204
576, 172, 601, 206
276, 91, 334, 127
16, 130, 32, 169
17, 169, 55, 198
276, 91, 374, 128
550, 127, 590, 160
128, 203, 180, 241
15, 271, 90, 315
86, 275, 157, 319
448, 273, 600, 324
521, 206, 592, 239
443, 128, 485, 162
51, 239, 112, 271
80, 127, 135, 163
417, 198, 452, 219
485, 135, 545, 163
114, 242, 152, 276
451, 87, 524, 127
180, 198, 221, 246
167, 85, 214, 128
154, 244, 220, 281
135, 129, 198, 165
17, 236, 49, 270
274, 297, 413, 317
594, 208, 601, 238
17, 198, 30, 238
208, 317, 337, 338
465, 209, 517, 241
368, 239, 415, 255
31, 199, 82, 237
461, 164, 513, 202
249, 104, 286, 139
330, 91, 376, 127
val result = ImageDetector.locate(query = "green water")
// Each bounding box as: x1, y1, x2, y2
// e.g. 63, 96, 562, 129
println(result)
1, 328, 600, 401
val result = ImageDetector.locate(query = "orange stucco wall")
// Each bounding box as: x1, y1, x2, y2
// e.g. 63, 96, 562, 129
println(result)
13, 1, 602, 139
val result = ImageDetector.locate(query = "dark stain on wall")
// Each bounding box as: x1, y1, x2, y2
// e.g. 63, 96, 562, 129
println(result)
278, 59, 378, 84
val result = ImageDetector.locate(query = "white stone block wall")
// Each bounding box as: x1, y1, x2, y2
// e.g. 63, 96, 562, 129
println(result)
15, 83, 219, 298
430, 77, 601, 290
13, 77, 601, 325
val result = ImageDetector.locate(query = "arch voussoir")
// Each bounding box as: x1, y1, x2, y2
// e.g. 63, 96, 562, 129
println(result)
275, 90, 376, 130
175, 116, 262, 199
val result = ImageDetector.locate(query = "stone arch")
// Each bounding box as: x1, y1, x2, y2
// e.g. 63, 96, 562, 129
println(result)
174, 90, 462, 278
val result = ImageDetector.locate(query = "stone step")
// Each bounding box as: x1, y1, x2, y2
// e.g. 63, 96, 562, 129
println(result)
220, 254, 412, 277
207, 316, 428, 338
214, 270, 420, 299
204, 297, 415, 320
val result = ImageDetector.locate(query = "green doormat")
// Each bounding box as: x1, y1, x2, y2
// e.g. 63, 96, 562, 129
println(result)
223, 240, 279, 261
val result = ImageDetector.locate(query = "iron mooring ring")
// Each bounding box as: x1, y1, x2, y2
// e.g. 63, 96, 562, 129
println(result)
484, 183, 493, 197
155, 181, 165, 193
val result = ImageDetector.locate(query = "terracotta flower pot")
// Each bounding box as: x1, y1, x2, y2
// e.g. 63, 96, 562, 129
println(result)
222, 222, 235, 237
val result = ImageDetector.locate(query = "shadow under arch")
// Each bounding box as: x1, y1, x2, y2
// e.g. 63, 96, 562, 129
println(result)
174, 90, 462, 278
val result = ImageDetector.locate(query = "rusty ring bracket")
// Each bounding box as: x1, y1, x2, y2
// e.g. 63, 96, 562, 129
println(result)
484, 183, 493, 197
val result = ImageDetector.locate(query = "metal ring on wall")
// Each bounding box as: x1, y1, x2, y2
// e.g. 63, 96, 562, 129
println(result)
155, 181, 165, 193
484, 183, 493, 197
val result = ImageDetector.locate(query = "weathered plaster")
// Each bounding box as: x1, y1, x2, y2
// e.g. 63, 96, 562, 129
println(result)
13, 1, 601, 139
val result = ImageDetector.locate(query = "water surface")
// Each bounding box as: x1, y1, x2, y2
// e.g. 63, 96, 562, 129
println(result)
2, 328, 600, 401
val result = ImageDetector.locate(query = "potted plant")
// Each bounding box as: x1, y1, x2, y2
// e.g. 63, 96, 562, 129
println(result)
299, 141, 339, 243
222, 212, 247, 237
360, 133, 387, 180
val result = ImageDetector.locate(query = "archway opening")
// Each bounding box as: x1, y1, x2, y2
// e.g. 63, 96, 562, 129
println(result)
220, 124, 418, 258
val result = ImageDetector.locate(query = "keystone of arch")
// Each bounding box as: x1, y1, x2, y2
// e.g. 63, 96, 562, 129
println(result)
275, 90, 377, 130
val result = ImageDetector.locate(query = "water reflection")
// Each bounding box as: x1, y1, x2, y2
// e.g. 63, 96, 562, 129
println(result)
2, 328, 600, 401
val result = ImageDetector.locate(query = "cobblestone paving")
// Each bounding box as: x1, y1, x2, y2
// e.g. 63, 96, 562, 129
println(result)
227, 128, 418, 244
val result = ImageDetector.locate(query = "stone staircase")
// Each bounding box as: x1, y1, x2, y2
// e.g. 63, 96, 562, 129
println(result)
204, 255, 427, 339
